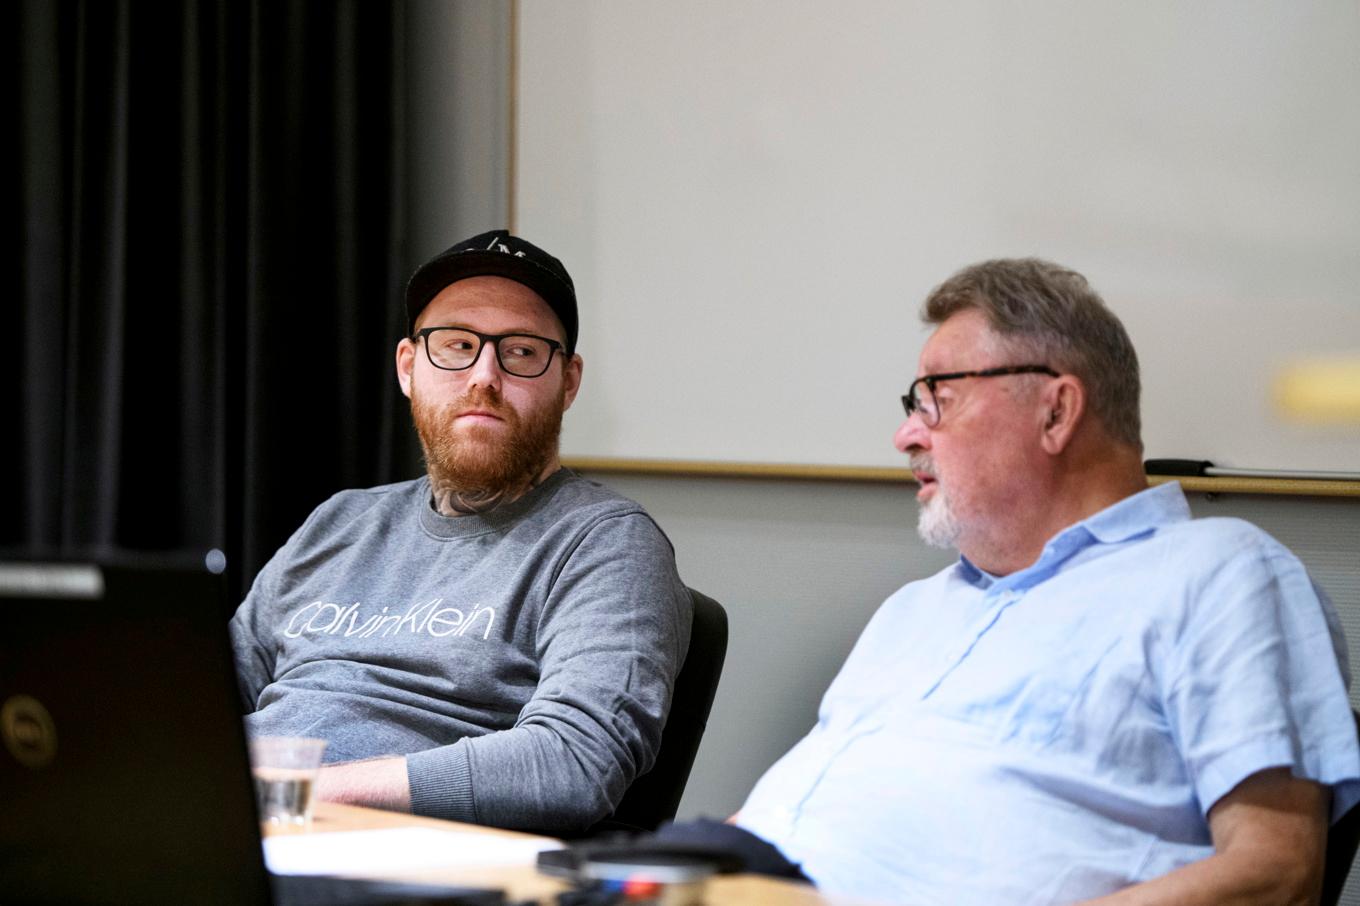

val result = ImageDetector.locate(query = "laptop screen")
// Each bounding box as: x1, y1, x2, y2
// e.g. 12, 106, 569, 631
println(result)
0, 553, 274, 905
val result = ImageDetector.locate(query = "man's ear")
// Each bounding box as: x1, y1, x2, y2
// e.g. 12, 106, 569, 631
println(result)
561, 354, 584, 412
396, 338, 416, 399
1039, 375, 1085, 454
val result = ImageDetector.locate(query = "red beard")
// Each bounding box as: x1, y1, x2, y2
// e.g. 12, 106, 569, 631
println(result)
410, 381, 565, 499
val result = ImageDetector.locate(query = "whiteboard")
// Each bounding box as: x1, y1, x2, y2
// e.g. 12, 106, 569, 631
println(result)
516, 1, 1360, 472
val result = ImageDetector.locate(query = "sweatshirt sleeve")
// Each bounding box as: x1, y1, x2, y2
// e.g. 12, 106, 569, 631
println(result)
405, 510, 692, 834
229, 489, 363, 713
228, 549, 282, 712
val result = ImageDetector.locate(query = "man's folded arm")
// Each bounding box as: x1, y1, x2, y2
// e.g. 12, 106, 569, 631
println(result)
1097, 537, 1356, 905
1079, 767, 1329, 906
315, 756, 412, 812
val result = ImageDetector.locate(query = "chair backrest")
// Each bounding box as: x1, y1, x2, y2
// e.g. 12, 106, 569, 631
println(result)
1321, 709, 1360, 906
595, 588, 729, 835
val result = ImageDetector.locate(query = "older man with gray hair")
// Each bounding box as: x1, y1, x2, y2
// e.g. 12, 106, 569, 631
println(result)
729, 258, 1360, 904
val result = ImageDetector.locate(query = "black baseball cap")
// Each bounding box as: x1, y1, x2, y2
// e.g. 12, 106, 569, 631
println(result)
404, 230, 579, 354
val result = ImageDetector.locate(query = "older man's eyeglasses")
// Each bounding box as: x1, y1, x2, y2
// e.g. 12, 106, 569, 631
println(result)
902, 365, 1059, 428
415, 327, 564, 378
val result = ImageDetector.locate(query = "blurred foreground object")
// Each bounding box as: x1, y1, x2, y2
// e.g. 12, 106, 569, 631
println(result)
1275, 356, 1360, 423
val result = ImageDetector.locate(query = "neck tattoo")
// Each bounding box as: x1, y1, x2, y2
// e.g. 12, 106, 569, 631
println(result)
430, 473, 544, 517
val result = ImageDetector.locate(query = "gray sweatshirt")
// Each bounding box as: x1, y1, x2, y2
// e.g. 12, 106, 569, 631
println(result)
229, 468, 691, 833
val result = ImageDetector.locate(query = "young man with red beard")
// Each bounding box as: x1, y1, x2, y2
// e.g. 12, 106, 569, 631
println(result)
230, 231, 691, 834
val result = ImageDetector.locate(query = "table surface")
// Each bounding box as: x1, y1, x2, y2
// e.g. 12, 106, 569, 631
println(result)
272, 801, 867, 905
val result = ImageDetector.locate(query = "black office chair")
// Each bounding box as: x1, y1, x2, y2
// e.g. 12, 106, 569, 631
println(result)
585, 588, 729, 837
1321, 709, 1360, 906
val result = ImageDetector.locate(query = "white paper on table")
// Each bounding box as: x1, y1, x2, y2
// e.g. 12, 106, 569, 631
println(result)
263, 827, 558, 876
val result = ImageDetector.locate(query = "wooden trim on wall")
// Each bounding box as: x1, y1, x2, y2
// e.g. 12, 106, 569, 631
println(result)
563, 456, 1360, 498
1145, 474, 1360, 498
564, 456, 912, 484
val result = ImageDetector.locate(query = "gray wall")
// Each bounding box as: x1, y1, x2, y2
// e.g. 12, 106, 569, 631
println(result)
587, 475, 1360, 824
595, 475, 1360, 906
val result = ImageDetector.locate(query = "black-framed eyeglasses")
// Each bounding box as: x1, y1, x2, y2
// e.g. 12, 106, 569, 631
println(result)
414, 327, 565, 378
901, 365, 1059, 428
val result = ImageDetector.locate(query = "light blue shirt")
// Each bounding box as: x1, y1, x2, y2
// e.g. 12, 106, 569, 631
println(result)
738, 482, 1360, 904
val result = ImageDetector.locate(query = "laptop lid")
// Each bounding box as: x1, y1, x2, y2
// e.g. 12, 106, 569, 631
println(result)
0, 553, 273, 905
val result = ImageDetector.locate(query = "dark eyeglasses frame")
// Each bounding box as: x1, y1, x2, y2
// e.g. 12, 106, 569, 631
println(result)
414, 326, 565, 379
902, 365, 1059, 427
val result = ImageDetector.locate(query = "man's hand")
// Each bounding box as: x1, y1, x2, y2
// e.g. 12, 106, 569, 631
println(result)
1080, 767, 1329, 906
314, 756, 412, 813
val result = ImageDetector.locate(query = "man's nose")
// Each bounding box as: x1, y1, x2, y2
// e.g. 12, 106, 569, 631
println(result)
465, 340, 504, 388
894, 410, 930, 454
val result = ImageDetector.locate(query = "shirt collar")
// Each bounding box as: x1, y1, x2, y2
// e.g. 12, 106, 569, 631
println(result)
1080, 480, 1191, 544
956, 556, 994, 588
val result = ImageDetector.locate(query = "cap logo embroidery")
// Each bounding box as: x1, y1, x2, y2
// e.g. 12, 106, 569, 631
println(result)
483, 236, 527, 257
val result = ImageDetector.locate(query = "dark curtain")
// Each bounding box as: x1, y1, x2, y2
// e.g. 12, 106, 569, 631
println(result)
7, 0, 422, 607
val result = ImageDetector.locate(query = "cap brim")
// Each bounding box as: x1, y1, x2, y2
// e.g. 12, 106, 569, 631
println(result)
406, 251, 577, 352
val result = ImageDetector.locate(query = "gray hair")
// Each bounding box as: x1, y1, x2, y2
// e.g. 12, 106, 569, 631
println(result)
922, 258, 1142, 449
